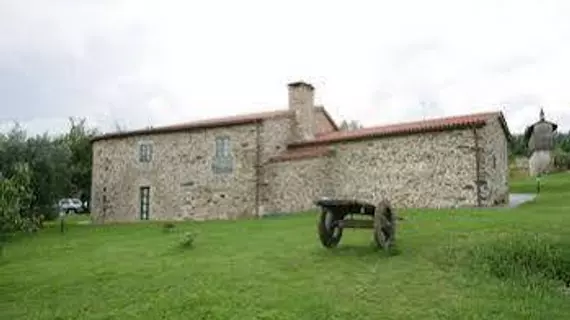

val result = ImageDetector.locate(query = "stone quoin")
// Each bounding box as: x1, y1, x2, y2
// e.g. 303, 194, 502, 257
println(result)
90, 81, 512, 223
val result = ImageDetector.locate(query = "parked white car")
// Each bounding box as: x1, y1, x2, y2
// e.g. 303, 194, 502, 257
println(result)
58, 198, 85, 214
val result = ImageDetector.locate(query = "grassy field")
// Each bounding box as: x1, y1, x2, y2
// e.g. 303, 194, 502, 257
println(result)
1, 172, 569, 319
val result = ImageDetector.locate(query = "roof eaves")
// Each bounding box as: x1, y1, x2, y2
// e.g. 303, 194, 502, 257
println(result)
91, 109, 291, 143
91, 118, 259, 143
288, 121, 488, 148
493, 111, 513, 143
268, 147, 334, 163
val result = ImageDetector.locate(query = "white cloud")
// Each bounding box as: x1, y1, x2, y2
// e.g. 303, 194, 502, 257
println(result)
1, 0, 570, 136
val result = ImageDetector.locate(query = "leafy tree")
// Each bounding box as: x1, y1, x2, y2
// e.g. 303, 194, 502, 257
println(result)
25, 133, 73, 221
0, 162, 37, 239
0, 124, 28, 178
553, 148, 570, 171
554, 130, 570, 153
339, 120, 363, 131
60, 117, 98, 204
0, 118, 98, 224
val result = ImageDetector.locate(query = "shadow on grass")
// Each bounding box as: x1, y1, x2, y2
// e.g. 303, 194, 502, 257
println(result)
0, 246, 8, 266
162, 246, 196, 257
313, 243, 402, 259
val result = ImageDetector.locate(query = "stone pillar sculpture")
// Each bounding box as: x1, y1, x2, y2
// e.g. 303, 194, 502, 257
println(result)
523, 108, 558, 177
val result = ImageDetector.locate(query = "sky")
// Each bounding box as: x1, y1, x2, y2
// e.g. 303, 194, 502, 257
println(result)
1, 0, 570, 136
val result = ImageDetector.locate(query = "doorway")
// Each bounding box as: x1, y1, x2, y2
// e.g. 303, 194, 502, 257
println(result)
139, 186, 150, 220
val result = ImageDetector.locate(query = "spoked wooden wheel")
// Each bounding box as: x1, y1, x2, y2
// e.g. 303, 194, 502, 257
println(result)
318, 208, 343, 248
373, 200, 396, 250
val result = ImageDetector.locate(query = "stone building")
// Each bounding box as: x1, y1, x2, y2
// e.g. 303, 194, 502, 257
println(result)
523, 108, 558, 176
90, 81, 512, 223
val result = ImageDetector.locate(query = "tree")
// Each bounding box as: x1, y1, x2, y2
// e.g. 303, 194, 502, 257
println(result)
0, 118, 99, 222
0, 162, 37, 239
25, 133, 73, 220
553, 148, 570, 171
114, 120, 126, 132
339, 120, 363, 131
508, 134, 529, 160
554, 130, 570, 153
0, 123, 28, 178
60, 117, 99, 204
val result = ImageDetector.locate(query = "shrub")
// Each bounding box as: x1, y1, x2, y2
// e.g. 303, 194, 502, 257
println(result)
553, 149, 570, 171
162, 222, 175, 233
0, 162, 41, 238
466, 233, 570, 287
178, 231, 195, 249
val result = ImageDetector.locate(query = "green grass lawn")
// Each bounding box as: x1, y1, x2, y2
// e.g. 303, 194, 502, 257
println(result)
1, 172, 570, 319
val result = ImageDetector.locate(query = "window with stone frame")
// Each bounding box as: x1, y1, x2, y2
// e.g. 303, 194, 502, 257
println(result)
139, 142, 153, 162
212, 136, 233, 173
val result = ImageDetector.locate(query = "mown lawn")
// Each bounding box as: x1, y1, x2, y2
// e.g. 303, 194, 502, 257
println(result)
1, 172, 569, 319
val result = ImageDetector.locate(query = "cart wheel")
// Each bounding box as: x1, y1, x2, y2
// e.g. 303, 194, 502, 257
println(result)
373, 200, 396, 250
318, 208, 343, 248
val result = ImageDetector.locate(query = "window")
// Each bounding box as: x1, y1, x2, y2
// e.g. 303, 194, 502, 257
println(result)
139, 143, 153, 162
212, 136, 233, 173
139, 186, 150, 220
215, 136, 230, 158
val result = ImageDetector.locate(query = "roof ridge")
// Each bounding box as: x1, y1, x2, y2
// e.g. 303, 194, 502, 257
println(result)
91, 105, 336, 142
328, 110, 500, 135
288, 110, 506, 147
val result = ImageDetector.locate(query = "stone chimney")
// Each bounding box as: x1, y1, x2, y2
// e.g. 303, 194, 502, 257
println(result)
288, 81, 316, 142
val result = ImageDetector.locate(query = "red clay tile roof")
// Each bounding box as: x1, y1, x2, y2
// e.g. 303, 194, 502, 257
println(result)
269, 146, 334, 163
269, 111, 511, 163
288, 111, 511, 148
91, 106, 337, 142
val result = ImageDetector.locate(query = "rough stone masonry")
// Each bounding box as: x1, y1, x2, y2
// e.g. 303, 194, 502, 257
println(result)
90, 81, 511, 223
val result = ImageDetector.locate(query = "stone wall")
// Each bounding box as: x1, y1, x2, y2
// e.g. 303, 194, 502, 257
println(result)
90, 106, 341, 223
91, 123, 260, 222
92, 109, 510, 223
478, 117, 510, 205
258, 111, 336, 214
268, 128, 482, 213
314, 108, 337, 135
260, 116, 293, 163
328, 129, 480, 209
263, 155, 333, 215
258, 116, 293, 212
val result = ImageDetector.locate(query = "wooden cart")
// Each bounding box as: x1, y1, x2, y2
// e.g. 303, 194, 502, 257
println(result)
314, 198, 397, 250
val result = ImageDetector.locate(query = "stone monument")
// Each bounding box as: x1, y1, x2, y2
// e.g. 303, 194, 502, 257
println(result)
523, 108, 558, 177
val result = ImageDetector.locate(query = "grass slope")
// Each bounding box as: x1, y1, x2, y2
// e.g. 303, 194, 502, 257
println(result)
1, 172, 569, 319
